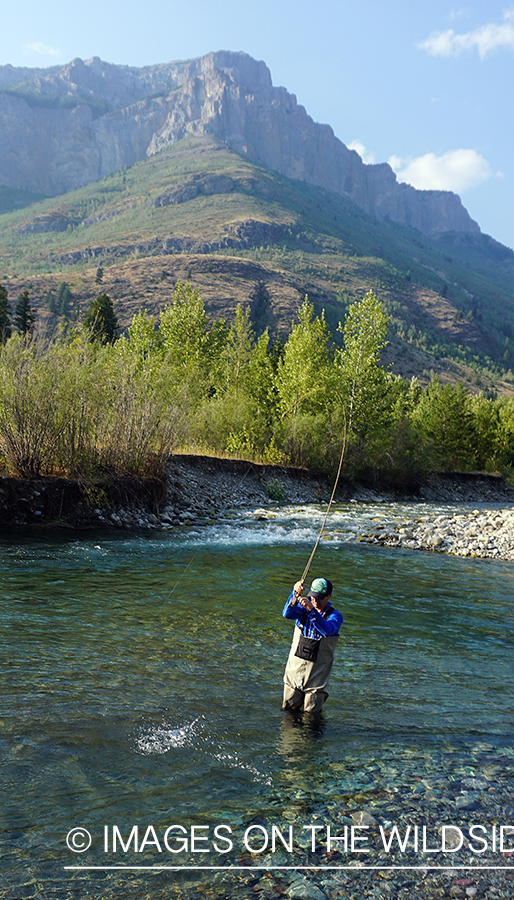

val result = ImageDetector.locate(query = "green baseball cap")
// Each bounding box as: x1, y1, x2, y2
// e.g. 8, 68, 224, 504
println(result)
308, 578, 333, 600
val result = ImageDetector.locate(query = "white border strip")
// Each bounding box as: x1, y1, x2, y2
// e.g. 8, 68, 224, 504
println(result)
64, 865, 514, 871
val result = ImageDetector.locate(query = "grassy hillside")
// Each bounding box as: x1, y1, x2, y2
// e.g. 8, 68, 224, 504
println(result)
1, 134, 514, 395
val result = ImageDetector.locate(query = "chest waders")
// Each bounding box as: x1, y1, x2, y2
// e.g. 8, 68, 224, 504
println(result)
283, 605, 339, 712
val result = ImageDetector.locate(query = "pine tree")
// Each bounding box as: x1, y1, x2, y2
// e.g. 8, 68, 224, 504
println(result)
56, 281, 72, 318
44, 290, 56, 314
14, 290, 35, 336
84, 293, 119, 344
249, 280, 271, 335
0, 284, 11, 342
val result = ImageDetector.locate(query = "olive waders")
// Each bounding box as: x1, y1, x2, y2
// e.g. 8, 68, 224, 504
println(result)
282, 620, 339, 714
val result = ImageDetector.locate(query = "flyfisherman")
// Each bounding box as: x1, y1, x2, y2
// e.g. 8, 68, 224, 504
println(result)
282, 577, 343, 715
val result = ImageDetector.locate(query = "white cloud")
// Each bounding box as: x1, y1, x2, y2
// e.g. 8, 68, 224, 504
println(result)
23, 42, 61, 58
419, 10, 514, 58
348, 140, 375, 165
388, 149, 492, 193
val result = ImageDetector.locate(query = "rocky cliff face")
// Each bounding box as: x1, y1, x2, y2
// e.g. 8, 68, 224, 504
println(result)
0, 51, 479, 237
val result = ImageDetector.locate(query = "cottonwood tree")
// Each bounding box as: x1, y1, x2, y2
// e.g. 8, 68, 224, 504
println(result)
207, 305, 274, 456
124, 310, 159, 364
273, 297, 333, 467
275, 297, 331, 418
158, 281, 226, 396
335, 290, 389, 434
219, 304, 273, 404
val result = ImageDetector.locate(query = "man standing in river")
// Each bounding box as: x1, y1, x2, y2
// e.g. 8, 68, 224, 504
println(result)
282, 577, 343, 715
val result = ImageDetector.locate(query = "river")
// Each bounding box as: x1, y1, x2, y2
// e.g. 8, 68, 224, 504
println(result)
1, 501, 514, 900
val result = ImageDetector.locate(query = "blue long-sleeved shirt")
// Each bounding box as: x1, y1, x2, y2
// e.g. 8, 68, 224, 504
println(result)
282, 591, 343, 639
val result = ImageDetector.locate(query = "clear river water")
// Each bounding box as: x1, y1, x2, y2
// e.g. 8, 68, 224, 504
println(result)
1, 501, 514, 900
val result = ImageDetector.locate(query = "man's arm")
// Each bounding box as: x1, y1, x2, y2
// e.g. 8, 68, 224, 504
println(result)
283, 591, 302, 620
282, 581, 306, 620
312, 607, 343, 637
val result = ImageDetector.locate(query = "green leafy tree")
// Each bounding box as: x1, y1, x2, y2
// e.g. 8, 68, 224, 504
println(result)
158, 281, 226, 394
0, 285, 11, 343
95, 266, 104, 284
84, 293, 119, 344
275, 297, 331, 418
194, 308, 274, 462
365, 374, 425, 481
272, 298, 333, 468
494, 400, 514, 471
125, 310, 158, 362
467, 393, 514, 473
335, 290, 389, 433
217, 304, 254, 398
208, 305, 274, 453
14, 290, 36, 336
268, 332, 285, 373
218, 305, 272, 402
413, 378, 477, 471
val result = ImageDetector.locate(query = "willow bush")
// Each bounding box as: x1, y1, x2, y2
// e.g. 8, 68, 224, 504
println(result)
1, 281, 514, 482
0, 330, 186, 478
0, 334, 66, 477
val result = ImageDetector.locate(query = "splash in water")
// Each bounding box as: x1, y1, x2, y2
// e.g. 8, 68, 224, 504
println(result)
134, 715, 273, 785
135, 715, 205, 755
212, 749, 273, 786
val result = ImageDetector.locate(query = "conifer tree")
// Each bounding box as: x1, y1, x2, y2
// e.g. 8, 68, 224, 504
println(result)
0, 284, 11, 343
84, 293, 119, 344
44, 290, 56, 314
250, 280, 271, 335
14, 290, 35, 336
56, 281, 72, 318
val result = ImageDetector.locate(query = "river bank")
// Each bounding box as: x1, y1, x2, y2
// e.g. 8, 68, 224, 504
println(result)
2, 455, 514, 560
358, 506, 514, 560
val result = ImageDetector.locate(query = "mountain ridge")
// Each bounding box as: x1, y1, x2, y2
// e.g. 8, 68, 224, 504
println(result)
2, 133, 514, 397
0, 50, 479, 238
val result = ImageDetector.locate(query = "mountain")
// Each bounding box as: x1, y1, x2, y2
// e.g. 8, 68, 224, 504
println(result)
0, 51, 478, 237
1, 52, 514, 396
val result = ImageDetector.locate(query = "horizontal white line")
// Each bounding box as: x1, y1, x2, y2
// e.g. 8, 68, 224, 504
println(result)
64, 865, 514, 872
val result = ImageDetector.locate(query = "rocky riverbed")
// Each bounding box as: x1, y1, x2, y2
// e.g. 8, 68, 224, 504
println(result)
3, 456, 514, 564
358, 507, 514, 560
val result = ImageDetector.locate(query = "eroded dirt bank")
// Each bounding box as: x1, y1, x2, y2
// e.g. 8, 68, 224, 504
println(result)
1, 455, 514, 535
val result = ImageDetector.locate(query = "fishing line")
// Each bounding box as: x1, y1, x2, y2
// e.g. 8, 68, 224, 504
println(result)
298, 403, 347, 589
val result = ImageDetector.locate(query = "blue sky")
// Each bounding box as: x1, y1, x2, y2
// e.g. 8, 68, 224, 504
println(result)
2, 1, 513, 248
